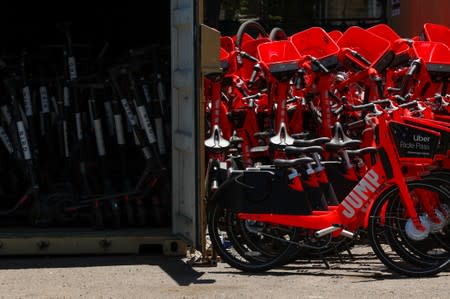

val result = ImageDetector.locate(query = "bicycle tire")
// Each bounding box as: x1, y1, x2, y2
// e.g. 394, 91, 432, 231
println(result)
368, 180, 450, 277
207, 202, 300, 272
382, 180, 449, 266
417, 174, 450, 252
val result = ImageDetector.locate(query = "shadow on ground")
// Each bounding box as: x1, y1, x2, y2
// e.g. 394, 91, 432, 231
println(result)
0, 255, 216, 286
209, 251, 450, 282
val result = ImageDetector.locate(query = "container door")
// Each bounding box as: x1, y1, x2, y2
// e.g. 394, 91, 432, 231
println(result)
171, 0, 198, 246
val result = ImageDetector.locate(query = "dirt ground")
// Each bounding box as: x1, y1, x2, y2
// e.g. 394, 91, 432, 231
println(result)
0, 245, 448, 298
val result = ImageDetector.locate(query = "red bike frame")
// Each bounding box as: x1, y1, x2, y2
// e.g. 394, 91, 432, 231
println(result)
237, 110, 441, 236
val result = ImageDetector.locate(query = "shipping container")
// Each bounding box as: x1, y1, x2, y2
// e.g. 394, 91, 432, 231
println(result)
387, 0, 450, 37
0, 0, 215, 257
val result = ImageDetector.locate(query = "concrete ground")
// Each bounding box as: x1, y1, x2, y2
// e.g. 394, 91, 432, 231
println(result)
0, 245, 448, 298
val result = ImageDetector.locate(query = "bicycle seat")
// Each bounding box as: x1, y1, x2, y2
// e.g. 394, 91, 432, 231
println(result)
293, 137, 330, 147
347, 147, 377, 157
325, 122, 361, 150
273, 156, 314, 168
270, 122, 294, 146
285, 145, 324, 155
325, 139, 361, 150
204, 125, 230, 152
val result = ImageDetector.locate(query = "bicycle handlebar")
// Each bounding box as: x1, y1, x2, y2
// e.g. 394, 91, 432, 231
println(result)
351, 103, 379, 113
269, 27, 287, 41
344, 119, 366, 130
310, 57, 329, 73
349, 49, 371, 66
407, 59, 421, 76
341, 48, 371, 66
239, 51, 259, 63
391, 38, 413, 52
394, 94, 410, 104
235, 20, 268, 49
242, 93, 262, 101
398, 100, 419, 109
371, 99, 394, 107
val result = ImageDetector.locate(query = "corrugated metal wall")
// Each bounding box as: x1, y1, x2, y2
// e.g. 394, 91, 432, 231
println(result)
171, 0, 198, 246
387, 0, 450, 37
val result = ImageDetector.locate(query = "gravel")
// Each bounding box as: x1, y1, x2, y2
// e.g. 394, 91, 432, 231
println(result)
0, 245, 448, 298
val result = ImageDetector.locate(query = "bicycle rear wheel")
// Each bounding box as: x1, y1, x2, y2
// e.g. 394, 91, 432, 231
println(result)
207, 202, 301, 272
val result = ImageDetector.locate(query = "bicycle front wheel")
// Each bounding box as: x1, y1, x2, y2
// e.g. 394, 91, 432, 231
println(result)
368, 180, 450, 277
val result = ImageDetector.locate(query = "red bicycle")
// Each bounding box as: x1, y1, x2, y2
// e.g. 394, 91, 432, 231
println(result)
208, 103, 450, 276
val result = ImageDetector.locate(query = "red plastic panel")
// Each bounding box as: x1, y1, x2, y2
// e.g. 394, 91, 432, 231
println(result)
257, 40, 302, 64
290, 27, 340, 59
239, 38, 270, 80
422, 23, 450, 47
338, 26, 391, 66
328, 30, 343, 42
220, 36, 234, 53
413, 41, 450, 64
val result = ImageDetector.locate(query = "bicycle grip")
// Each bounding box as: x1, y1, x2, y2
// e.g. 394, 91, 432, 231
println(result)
407, 60, 421, 77
344, 119, 365, 130
349, 49, 371, 66
311, 58, 329, 73
248, 64, 261, 87
351, 103, 375, 112
240, 51, 259, 63
387, 87, 401, 93
398, 100, 419, 109
236, 80, 249, 97
286, 96, 299, 104
394, 94, 408, 104
333, 105, 344, 115
295, 69, 305, 89
371, 99, 393, 107
242, 93, 262, 101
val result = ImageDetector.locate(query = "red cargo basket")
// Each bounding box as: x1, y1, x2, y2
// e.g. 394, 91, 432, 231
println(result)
367, 24, 401, 45
257, 40, 302, 64
421, 23, 450, 47
338, 26, 393, 72
367, 24, 410, 66
290, 27, 340, 69
258, 40, 302, 81
328, 30, 343, 42
239, 38, 270, 81
220, 36, 234, 53
220, 47, 229, 60
413, 41, 450, 76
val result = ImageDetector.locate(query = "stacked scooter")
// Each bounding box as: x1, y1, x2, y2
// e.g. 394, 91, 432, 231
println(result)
0, 24, 172, 229
205, 21, 450, 277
